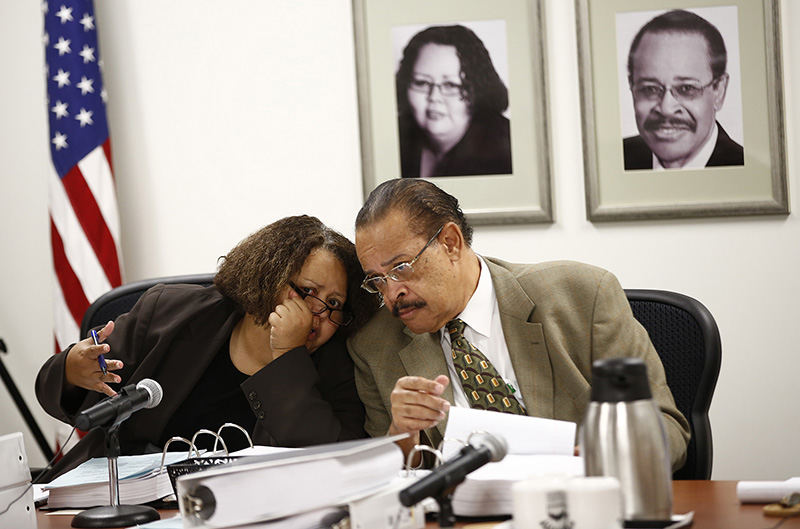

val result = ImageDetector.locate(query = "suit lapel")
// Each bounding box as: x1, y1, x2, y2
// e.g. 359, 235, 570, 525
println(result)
397, 327, 453, 443
486, 259, 554, 419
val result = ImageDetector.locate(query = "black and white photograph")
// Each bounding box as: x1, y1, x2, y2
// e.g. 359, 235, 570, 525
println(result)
576, 0, 787, 221
616, 7, 744, 171
392, 21, 513, 179
353, 0, 552, 225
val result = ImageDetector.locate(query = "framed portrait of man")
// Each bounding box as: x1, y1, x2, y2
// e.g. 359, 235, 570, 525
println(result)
353, 0, 553, 225
577, 0, 788, 221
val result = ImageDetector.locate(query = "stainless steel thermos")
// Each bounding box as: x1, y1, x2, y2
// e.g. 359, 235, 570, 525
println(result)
580, 357, 673, 522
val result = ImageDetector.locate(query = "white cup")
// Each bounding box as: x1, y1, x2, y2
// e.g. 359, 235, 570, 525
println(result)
512, 476, 622, 529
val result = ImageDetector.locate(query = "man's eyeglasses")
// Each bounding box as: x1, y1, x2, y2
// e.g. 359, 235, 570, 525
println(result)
288, 281, 353, 326
631, 77, 721, 103
409, 76, 464, 98
360, 225, 444, 295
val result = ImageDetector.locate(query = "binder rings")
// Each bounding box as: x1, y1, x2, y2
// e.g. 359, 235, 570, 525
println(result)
176, 435, 405, 527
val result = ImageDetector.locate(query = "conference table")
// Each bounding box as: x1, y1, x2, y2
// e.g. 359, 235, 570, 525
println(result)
35, 481, 800, 529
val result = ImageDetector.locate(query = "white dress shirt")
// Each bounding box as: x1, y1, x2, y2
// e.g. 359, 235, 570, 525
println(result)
438, 255, 527, 410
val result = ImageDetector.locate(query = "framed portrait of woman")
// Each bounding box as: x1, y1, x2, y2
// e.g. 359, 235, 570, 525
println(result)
353, 0, 553, 225
577, 0, 788, 221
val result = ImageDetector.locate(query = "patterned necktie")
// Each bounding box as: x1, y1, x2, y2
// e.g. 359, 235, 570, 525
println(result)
446, 319, 525, 415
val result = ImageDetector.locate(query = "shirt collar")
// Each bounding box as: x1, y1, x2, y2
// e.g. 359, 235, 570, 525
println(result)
451, 255, 495, 339
652, 121, 719, 170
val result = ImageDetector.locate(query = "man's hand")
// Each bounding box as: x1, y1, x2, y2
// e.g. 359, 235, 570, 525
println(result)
389, 375, 451, 434
65, 321, 123, 397
387, 374, 450, 460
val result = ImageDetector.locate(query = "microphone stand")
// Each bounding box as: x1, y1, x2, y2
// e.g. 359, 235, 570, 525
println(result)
71, 424, 160, 528
434, 489, 455, 528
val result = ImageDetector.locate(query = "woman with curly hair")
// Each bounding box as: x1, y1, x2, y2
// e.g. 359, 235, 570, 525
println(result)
36, 216, 378, 478
396, 24, 512, 178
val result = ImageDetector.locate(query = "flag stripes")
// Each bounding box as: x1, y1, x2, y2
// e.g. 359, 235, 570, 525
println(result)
43, 0, 122, 355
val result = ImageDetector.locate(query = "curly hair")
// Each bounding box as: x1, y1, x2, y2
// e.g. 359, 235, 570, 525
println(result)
627, 10, 727, 82
396, 24, 508, 118
356, 179, 473, 245
214, 216, 378, 335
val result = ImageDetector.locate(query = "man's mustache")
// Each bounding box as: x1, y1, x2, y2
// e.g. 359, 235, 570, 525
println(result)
392, 300, 427, 317
643, 115, 696, 133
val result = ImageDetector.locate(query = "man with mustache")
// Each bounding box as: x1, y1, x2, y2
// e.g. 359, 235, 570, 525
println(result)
348, 178, 689, 471
623, 9, 743, 170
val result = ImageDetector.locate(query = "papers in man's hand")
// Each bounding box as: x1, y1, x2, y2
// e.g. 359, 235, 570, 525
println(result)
177, 435, 405, 528
43, 452, 187, 509
441, 407, 576, 458
440, 408, 582, 516
737, 477, 800, 503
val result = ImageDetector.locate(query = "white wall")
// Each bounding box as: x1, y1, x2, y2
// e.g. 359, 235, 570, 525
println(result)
1, 0, 798, 480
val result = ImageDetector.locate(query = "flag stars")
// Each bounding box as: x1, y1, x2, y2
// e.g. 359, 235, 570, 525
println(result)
52, 131, 68, 151
79, 13, 94, 31
55, 5, 74, 24
100, 88, 108, 103
52, 69, 70, 88
75, 108, 93, 127
43, 32, 50, 46
54, 36, 71, 56
51, 100, 69, 119
76, 76, 95, 95
79, 45, 95, 63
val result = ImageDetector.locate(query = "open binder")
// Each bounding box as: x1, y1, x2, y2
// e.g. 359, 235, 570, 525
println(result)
43, 423, 253, 509
176, 435, 405, 528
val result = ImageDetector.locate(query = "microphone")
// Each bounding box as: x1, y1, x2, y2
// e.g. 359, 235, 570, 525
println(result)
75, 378, 163, 430
399, 431, 507, 507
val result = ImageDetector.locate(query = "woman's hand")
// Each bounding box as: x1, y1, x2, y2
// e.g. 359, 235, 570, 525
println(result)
267, 290, 313, 358
65, 321, 124, 397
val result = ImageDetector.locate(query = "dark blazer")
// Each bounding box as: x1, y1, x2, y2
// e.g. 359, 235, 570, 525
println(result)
399, 111, 512, 177
623, 122, 744, 170
36, 284, 365, 480
347, 259, 690, 470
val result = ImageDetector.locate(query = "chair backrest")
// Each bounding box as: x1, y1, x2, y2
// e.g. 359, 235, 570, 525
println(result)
625, 289, 721, 480
80, 274, 216, 339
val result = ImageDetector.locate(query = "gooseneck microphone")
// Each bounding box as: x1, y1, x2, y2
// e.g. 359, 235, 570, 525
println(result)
399, 431, 507, 507
75, 378, 163, 430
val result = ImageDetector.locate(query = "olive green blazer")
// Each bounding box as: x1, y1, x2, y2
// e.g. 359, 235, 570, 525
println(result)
347, 259, 690, 469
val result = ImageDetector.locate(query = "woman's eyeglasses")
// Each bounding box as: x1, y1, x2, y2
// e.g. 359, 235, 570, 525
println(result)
409, 76, 464, 98
288, 281, 353, 326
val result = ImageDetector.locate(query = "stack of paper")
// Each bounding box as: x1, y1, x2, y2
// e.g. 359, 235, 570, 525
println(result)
43, 452, 188, 509
442, 408, 584, 516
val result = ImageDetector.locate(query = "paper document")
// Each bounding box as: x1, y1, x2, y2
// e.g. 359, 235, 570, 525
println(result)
42, 452, 188, 508
432, 408, 581, 516
737, 477, 800, 503
451, 454, 584, 516
45, 452, 187, 487
442, 407, 576, 458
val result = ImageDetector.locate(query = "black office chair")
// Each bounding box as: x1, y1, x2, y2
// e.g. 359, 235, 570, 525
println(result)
625, 289, 721, 480
80, 273, 216, 339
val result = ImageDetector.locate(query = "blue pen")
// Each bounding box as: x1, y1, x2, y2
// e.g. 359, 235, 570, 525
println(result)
90, 329, 108, 375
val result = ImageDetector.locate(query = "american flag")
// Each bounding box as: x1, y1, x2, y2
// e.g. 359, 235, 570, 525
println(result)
43, 0, 122, 354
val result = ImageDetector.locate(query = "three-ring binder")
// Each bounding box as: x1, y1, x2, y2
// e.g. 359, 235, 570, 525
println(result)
160, 422, 254, 496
